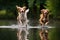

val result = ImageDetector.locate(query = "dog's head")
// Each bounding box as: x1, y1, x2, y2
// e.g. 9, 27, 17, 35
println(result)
20, 6, 26, 13
41, 9, 49, 15
16, 5, 26, 13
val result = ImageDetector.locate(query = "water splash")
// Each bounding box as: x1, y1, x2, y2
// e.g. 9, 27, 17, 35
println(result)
0, 24, 54, 29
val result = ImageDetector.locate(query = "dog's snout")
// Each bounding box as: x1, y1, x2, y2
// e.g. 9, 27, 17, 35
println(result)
22, 11, 24, 12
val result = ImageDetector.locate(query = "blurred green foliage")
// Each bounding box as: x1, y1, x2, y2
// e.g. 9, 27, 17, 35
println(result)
45, 0, 60, 19
0, 0, 60, 20
0, 0, 28, 19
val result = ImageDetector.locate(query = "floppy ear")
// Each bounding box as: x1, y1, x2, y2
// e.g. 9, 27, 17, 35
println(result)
41, 9, 44, 13
45, 9, 49, 14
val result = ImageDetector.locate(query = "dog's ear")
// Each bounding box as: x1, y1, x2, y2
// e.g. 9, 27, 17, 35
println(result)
41, 9, 45, 13
16, 5, 21, 9
44, 9, 49, 14
23, 6, 26, 9
41, 9, 45, 12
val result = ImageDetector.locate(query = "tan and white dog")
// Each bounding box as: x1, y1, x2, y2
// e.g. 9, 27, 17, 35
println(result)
16, 5, 29, 40
16, 5, 29, 26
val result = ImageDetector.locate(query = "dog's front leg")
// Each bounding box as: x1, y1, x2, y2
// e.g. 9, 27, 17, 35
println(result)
19, 20, 23, 26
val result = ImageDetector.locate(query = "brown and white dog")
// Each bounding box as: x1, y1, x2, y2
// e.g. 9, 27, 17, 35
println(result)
16, 5, 29, 40
39, 9, 49, 40
16, 5, 29, 26
39, 9, 49, 26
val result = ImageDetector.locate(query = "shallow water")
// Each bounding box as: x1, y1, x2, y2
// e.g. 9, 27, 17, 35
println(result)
0, 20, 60, 40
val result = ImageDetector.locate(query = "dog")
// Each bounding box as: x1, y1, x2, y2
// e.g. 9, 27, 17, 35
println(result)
16, 5, 29, 40
39, 9, 49, 40
39, 9, 49, 26
16, 5, 29, 26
